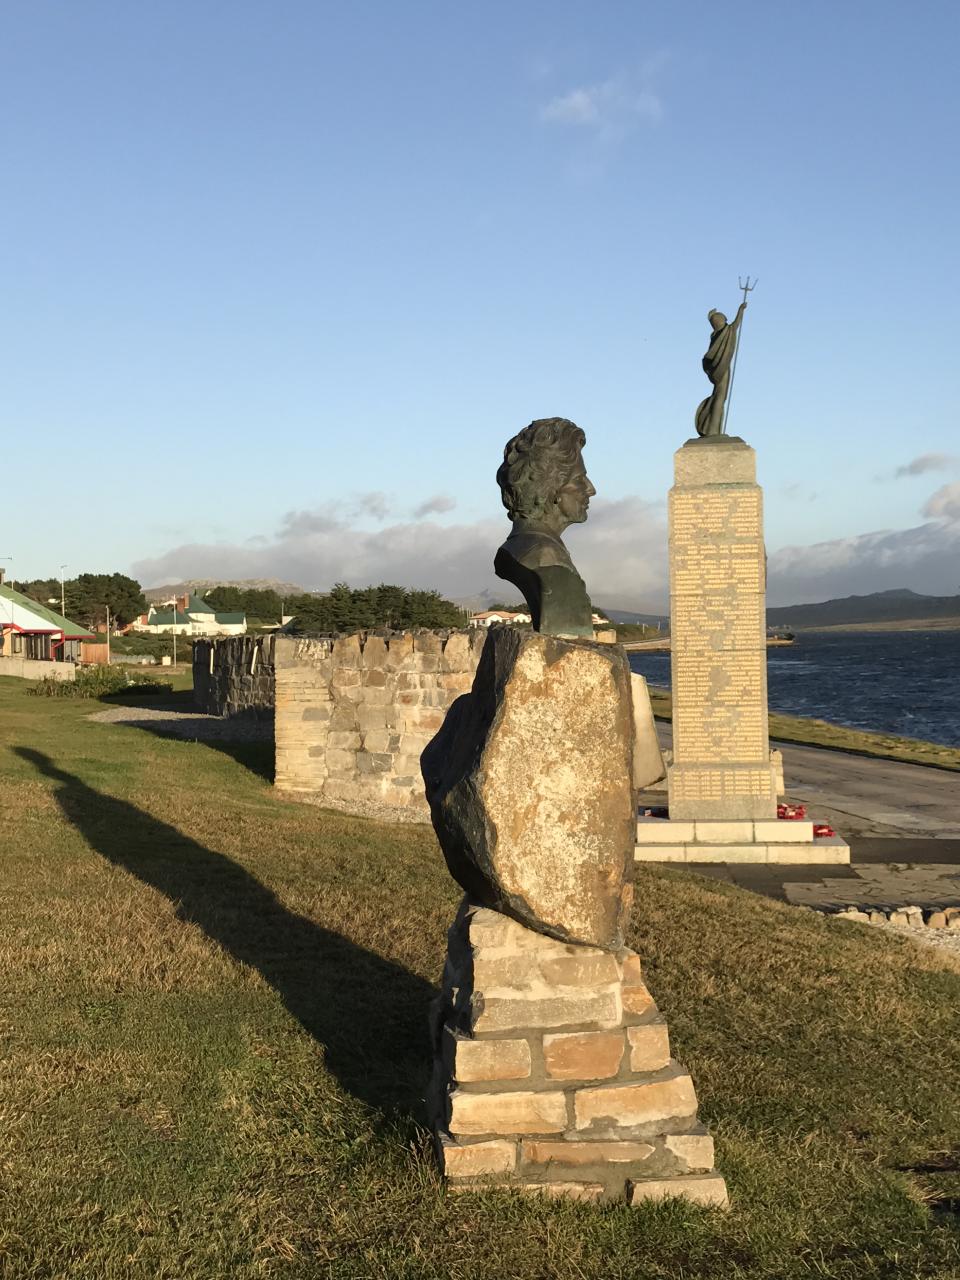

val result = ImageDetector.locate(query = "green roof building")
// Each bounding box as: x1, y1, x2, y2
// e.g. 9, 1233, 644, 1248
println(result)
0, 581, 95, 667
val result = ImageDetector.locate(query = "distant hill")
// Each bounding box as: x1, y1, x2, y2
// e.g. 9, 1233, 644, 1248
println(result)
144, 578, 310, 603
766, 589, 960, 629
600, 607, 669, 627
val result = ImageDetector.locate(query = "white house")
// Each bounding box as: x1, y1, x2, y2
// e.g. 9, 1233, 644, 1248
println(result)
129, 593, 247, 638
468, 609, 533, 628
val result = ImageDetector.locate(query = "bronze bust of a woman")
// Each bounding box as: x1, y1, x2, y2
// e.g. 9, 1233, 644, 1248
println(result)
494, 418, 595, 638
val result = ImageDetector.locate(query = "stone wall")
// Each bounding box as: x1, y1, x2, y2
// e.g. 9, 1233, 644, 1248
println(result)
193, 634, 276, 721
274, 629, 486, 816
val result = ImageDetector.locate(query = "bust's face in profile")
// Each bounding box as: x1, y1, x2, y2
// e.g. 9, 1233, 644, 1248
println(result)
554, 456, 596, 529
497, 417, 596, 540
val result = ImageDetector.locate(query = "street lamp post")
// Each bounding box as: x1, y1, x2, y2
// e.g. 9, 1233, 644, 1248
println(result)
59, 564, 68, 618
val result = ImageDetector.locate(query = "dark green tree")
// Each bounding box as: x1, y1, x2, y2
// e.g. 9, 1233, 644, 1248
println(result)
68, 574, 147, 628
13, 572, 145, 627
287, 584, 467, 635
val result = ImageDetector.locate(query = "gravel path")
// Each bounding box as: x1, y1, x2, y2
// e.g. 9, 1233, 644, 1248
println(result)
90, 702, 272, 742
877, 920, 960, 956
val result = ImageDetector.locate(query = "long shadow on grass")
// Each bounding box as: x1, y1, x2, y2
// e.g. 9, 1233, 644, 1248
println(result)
16, 747, 435, 1123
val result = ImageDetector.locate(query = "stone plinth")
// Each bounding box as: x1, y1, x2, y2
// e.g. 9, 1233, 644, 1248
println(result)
635, 815, 850, 864
429, 901, 728, 1206
422, 629, 635, 949
667, 438, 777, 821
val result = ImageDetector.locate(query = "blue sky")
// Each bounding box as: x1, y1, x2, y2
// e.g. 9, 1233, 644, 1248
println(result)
3, 1, 958, 606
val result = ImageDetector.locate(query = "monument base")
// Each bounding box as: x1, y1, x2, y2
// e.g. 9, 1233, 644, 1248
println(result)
635, 815, 850, 865
429, 899, 728, 1206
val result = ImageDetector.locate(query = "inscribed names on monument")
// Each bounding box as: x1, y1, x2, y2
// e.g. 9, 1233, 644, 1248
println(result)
667, 440, 777, 820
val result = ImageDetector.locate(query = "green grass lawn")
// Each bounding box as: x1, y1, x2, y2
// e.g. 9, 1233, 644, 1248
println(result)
2, 673, 960, 1279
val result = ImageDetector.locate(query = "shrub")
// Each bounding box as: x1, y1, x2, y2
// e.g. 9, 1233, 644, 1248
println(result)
30, 668, 172, 699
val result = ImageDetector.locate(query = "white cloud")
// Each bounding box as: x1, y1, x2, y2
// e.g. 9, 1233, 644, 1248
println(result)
539, 68, 664, 138
131, 496, 668, 607
923, 481, 960, 522
351, 491, 392, 520
768, 518, 960, 604
894, 453, 959, 478
412, 494, 457, 518
131, 490, 960, 609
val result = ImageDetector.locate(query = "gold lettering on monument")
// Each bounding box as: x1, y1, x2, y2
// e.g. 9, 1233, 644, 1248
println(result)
667, 457, 776, 818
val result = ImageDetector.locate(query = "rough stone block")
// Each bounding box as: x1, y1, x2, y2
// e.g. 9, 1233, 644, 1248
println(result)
518, 1182, 605, 1202
441, 632, 472, 669
384, 633, 414, 667
473, 989, 621, 1035
325, 749, 357, 776
302, 706, 332, 727
360, 635, 387, 667
626, 1022, 671, 1072
415, 632, 443, 654
448, 1088, 567, 1136
359, 685, 392, 706
440, 1136, 517, 1178
663, 1131, 715, 1171
521, 1140, 655, 1168
422, 629, 635, 948
574, 1070, 698, 1135
439, 672, 475, 695
538, 951, 621, 988
621, 954, 656, 1018
628, 1173, 728, 1207
446, 1031, 532, 1082
332, 634, 362, 668
357, 751, 392, 774
543, 1031, 624, 1081
332, 668, 361, 688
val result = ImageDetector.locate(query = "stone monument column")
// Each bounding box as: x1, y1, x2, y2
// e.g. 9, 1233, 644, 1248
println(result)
667, 437, 778, 821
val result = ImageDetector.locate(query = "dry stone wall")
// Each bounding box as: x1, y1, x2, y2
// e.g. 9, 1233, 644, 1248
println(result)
274, 629, 486, 816
193, 634, 276, 721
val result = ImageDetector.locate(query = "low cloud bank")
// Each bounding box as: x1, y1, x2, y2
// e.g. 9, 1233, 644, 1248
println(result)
133, 489, 960, 610
133, 496, 668, 607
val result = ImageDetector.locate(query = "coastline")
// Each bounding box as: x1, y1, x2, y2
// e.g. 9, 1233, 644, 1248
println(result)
644, 685, 960, 774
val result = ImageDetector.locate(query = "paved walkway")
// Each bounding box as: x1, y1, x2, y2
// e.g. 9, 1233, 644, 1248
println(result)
653, 723, 960, 839
648, 723, 960, 914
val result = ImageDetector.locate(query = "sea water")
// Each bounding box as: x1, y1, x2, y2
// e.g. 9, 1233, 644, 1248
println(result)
627, 630, 960, 748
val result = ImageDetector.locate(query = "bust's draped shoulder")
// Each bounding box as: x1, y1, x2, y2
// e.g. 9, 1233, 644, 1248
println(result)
499, 529, 575, 572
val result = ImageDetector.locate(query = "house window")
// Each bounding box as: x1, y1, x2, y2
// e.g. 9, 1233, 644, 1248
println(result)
12, 633, 23, 654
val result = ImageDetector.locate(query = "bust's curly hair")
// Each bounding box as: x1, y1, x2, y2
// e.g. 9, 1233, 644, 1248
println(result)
496, 418, 586, 522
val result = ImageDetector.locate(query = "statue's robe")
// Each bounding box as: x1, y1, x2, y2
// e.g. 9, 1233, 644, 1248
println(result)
695, 319, 738, 437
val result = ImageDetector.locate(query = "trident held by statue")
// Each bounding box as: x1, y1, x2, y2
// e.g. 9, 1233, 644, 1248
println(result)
721, 276, 757, 434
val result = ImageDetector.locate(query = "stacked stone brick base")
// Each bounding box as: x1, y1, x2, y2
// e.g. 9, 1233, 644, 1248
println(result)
429, 901, 727, 1207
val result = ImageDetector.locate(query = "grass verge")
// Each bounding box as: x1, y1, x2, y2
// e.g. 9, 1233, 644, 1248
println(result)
2, 674, 960, 1278
646, 685, 960, 773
